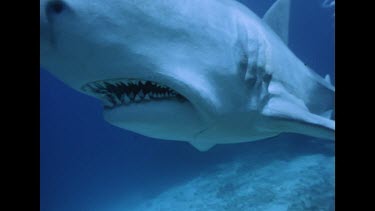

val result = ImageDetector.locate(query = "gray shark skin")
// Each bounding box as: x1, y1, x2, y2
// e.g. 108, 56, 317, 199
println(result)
40, 0, 335, 151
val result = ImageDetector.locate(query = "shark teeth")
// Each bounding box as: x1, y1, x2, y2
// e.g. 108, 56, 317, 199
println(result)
82, 78, 186, 108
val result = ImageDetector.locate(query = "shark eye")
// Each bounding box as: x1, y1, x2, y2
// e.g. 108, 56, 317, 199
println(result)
46, 0, 66, 16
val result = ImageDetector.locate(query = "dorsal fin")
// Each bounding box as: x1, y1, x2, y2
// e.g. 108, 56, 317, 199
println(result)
263, 0, 291, 45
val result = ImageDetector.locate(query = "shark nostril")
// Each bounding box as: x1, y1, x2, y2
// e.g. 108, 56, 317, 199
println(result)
46, 0, 66, 17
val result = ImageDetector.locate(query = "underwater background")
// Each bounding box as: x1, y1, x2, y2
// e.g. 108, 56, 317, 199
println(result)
40, 0, 335, 210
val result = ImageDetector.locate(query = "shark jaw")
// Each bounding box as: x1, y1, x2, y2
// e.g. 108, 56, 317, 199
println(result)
81, 77, 211, 142
82, 78, 188, 109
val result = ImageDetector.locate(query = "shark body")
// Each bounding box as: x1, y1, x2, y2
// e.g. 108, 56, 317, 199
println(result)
40, 0, 335, 151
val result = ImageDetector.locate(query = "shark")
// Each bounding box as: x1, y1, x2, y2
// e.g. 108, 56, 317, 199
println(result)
40, 0, 335, 151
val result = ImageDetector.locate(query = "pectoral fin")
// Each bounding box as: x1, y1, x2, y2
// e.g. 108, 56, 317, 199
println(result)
190, 141, 216, 152
262, 95, 335, 140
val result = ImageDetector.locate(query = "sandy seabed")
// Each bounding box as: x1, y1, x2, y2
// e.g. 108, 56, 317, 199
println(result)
131, 153, 334, 211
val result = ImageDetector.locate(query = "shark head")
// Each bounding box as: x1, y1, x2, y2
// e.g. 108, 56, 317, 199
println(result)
41, 0, 335, 151
40, 0, 255, 142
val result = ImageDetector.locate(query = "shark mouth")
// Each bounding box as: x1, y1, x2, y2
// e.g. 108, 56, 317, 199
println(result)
82, 79, 187, 109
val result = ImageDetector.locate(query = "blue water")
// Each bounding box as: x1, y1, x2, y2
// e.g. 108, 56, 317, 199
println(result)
40, 1, 335, 210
